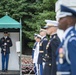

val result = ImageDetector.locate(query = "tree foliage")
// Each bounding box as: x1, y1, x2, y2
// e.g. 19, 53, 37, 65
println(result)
0, 0, 57, 53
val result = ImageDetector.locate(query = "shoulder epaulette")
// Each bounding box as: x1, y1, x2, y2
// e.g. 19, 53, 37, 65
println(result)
53, 35, 56, 39
69, 37, 76, 42
44, 38, 47, 40
69, 34, 76, 42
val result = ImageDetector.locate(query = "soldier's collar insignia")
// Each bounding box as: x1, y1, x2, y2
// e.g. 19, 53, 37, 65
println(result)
44, 38, 47, 40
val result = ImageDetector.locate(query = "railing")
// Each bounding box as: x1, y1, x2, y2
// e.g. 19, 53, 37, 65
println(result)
21, 55, 35, 75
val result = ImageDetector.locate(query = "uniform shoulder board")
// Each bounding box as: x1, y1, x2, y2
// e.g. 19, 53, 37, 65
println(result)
69, 36, 76, 42
44, 38, 47, 40
69, 32, 76, 42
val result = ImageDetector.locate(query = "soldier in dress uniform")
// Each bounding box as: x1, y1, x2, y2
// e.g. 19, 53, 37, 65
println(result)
32, 34, 38, 60
32, 33, 38, 75
56, 5, 76, 75
43, 20, 61, 75
32, 34, 41, 75
0, 31, 12, 72
37, 29, 48, 75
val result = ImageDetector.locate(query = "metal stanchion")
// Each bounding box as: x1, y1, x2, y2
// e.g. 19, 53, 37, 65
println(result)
16, 41, 22, 75
17, 52, 22, 75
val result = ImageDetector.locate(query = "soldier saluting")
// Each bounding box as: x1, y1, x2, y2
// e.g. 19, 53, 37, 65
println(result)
0, 31, 12, 72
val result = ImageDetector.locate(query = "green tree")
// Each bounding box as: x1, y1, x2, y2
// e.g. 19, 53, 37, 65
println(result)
0, 0, 57, 54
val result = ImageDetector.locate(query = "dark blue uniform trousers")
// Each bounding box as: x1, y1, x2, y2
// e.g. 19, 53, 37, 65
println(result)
2, 53, 9, 70
39, 63, 43, 75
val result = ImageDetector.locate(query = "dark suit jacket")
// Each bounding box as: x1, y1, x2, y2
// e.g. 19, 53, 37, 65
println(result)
0, 36, 12, 54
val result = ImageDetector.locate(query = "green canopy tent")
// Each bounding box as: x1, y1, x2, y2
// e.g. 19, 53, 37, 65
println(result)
0, 15, 21, 30
0, 15, 22, 74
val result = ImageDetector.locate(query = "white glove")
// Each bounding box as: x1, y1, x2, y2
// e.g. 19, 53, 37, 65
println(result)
4, 43, 7, 45
3, 49, 6, 51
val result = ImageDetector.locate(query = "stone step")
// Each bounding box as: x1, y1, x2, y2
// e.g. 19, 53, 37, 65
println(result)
0, 70, 20, 75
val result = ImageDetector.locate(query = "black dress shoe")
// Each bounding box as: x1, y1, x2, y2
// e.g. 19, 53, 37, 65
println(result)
5, 69, 8, 72
2, 70, 5, 72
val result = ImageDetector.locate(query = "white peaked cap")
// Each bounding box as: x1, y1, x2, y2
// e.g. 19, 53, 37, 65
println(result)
40, 28, 46, 32
56, 5, 76, 21
56, 12, 72, 21
44, 20, 58, 29
36, 34, 42, 39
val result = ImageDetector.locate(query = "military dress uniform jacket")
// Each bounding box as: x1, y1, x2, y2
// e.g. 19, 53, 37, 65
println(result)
56, 26, 76, 75
37, 36, 48, 64
0, 36, 12, 54
32, 42, 37, 59
43, 34, 60, 75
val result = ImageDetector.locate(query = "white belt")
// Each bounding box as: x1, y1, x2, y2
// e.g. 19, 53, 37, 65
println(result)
57, 71, 70, 75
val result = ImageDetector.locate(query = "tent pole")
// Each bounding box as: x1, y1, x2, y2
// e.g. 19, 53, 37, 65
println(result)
20, 23, 22, 75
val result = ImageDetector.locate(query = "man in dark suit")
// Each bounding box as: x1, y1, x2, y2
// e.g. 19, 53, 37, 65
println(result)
43, 20, 61, 75
56, 5, 76, 75
0, 31, 12, 72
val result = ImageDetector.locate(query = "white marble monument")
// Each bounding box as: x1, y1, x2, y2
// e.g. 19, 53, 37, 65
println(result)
55, 0, 76, 20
